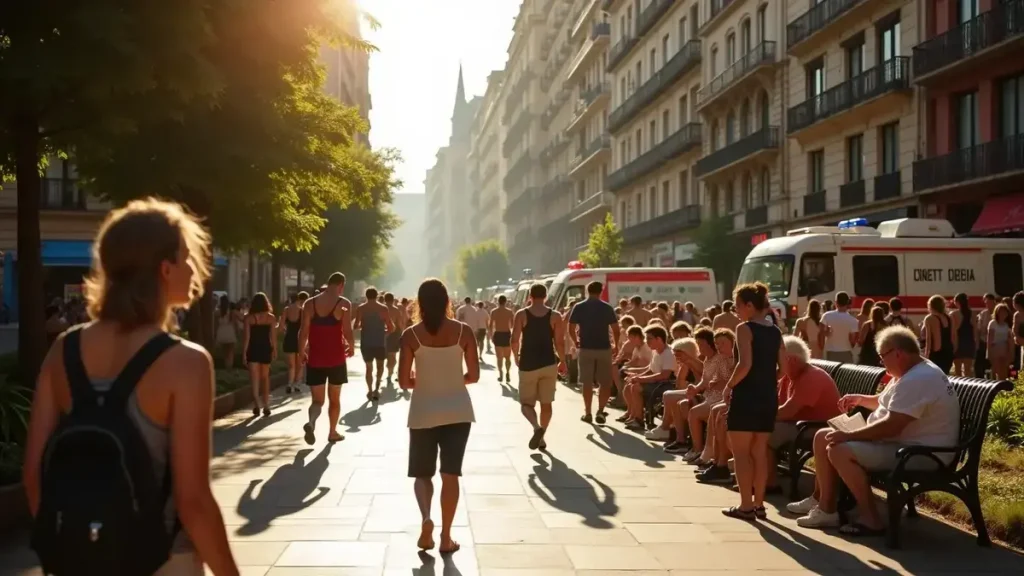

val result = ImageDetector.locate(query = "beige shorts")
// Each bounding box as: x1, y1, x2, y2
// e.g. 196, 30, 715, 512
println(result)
578, 348, 614, 387
519, 364, 558, 405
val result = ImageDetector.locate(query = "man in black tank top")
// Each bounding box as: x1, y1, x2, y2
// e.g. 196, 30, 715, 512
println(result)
511, 283, 565, 451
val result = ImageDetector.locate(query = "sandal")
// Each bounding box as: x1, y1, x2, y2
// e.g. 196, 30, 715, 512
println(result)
839, 522, 885, 537
580, 414, 593, 423
754, 506, 767, 520
721, 506, 757, 521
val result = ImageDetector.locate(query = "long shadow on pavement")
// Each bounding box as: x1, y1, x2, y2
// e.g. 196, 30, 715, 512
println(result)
526, 453, 618, 529
411, 550, 467, 575
752, 517, 900, 574
343, 400, 381, 432
213, 407, 301, 459
234, 443, 334, 536
586, 424, 668, 469
498, 380, 519, 402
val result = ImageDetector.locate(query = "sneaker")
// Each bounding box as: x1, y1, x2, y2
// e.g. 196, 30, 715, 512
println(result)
796, 507, 840, 529
664, 442, 687, 454
786, 496, 819, 516
682, 450, 701, 462
615, 414, 630, 423
644, 428, 671, 441
696, 465, 733, 484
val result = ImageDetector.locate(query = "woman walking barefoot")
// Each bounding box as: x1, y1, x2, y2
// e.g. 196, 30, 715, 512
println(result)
243, 293, 277, 416
399, 279, 479, 554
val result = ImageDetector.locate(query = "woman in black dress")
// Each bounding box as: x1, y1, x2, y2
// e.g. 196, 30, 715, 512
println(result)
722, 282, 786, 521
924, 295, 954, 374
857, 306, 887, 366
243, 292, 277, 416
279, 291, 308, 393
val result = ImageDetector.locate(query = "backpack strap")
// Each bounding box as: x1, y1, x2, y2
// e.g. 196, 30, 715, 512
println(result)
62, 325, 98, 410
105, 333, 180, 410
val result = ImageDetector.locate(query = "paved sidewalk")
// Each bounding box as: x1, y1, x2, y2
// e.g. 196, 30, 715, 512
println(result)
3, 354, 1024, 575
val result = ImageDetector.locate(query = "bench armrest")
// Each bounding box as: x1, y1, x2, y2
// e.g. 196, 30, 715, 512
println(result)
794, 420, 829, 432
892, 444, 960, 476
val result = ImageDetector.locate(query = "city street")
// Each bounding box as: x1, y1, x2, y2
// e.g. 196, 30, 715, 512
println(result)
2, 352, 1024, 575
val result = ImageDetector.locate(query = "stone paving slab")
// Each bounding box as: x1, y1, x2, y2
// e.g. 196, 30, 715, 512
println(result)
2, 355, 1024, 575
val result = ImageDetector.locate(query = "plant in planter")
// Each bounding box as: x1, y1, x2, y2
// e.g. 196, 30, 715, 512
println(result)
0, 376, 30, 486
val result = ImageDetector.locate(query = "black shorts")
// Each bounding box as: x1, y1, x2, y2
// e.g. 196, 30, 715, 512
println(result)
408, 422, 472, 478
492, 331, 511, 348
361, 346, 386, 363
306, 364, 348, 386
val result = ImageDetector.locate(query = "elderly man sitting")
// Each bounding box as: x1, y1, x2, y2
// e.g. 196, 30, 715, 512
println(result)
791, 326, 960, 536
765, 336, 842, 492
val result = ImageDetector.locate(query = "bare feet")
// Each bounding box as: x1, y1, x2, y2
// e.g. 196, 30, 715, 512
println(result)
417, 519, 435, 550
439, 533, 460, 554
327, 431, 345, 443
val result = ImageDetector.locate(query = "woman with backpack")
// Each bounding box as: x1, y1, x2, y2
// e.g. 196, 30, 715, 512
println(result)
22, 198, 239, 576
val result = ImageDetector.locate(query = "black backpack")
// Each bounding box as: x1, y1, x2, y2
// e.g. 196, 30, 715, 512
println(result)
32, 327, 180, 576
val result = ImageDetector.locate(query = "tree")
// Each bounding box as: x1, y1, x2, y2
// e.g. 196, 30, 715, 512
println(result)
579, 213, 624, 268
693, 216, 751, 291
457, 241, 510, 295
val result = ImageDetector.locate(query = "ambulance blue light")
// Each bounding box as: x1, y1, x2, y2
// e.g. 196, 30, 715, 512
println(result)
839, 218, 869, 229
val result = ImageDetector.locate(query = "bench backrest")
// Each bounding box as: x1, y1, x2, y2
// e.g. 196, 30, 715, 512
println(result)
808, 359, 843, 379
831, 364, 887, 397
946, 376, 1014, 468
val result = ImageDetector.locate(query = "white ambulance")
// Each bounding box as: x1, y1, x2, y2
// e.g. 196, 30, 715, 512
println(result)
738, 218, 1024, 325
545, 265, 719, 311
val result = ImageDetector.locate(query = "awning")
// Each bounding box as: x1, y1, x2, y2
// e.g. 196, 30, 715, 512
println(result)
971, 193, 1024, 235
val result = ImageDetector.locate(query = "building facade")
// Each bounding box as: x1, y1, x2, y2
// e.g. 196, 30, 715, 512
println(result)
469, 70, 508, 247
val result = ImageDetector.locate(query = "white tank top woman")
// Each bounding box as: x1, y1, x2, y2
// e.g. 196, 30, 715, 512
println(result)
407, 322, 476, 429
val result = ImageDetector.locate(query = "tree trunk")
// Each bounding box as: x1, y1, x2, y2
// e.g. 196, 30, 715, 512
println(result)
270, 251, 282, 307
14, 113, 46, 385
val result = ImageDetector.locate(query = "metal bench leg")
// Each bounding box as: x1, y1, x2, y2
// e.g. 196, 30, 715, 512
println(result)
787, 447, 802, 500
905, 498, 918, 518
963, 487, 992, 547
886, 491, 903, 549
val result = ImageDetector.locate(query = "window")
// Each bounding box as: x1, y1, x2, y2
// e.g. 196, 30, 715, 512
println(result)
648, 186, 657, 218
878, 15, 901, 63
710, 46, 718, 77
725, 182, 735, 213
1000, 74, 1024, 137
620, 15, 627, 40
852, 255, 900, 296
799, 254, 836, 297
726, 112, 736, 145
662, 181, 670, 213
877, 123, 898, 175
650, 48, 657, 75
679, 17, 687, 44
759, 91, 770, 129
708, 185, 719, 217
726, 33, 736, 64
806, 57, 825, 100
994, 253, 1024, 297
846, 37, 864, 80
619, 141, 627, 166
690, 4, 698, 37
959, 0, 980, 24
636, 192, 643, 223
636, 61, 642, 84
810, 150, 825, 193
679, 170, 689, 206
741, 19, 752, 54
847, 134, 863, 182
679, 95, 688, 123
743, 173, 754, 208
635, 128, 642, 154
740, 100, 750, 137
711, 120, 719, 150
757, 5, 767, 42
662, 109, 670, 138
620, 77, 627, 102
759, 168, 770, 204
662, 35, 670, 65
956, 91, 980, 149
619, 200, 627, 227
649, 120, 656, 148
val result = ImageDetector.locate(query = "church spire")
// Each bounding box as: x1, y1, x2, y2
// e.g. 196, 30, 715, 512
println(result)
452, 63, 466, 120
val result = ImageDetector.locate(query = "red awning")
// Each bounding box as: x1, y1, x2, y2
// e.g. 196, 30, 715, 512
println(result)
971, 193, 1024, 235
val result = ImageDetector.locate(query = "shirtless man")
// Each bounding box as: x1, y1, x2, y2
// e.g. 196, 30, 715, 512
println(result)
298, 272, 355, 443
712, 300, 741, 332
383, 292, 407, 383
353, 286, 394, 401
490, 295, 515, 382
627, 296, 653, 326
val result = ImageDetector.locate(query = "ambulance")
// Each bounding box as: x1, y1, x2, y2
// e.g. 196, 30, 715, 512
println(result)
512, 274, 557, 308
738, 217, 1024, 326
545, 264, 719, 311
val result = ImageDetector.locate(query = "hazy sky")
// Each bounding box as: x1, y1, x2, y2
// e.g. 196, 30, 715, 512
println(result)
363, 0, 522, 195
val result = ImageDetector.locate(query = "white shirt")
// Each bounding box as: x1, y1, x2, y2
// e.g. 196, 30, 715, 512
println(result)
464, 307, 489, 331
631, 343, 653, 366
648, 347, 676, 375
978, 309, 993, 343
868, 359, 959, 453
821, 310, 859, 352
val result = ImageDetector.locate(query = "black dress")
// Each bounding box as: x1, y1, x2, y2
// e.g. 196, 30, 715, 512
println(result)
283, 315, 300, 353
247, 322, 273, 364
726, 320, 781, 433
858, 325, 880, 366
930, 315, 955, 374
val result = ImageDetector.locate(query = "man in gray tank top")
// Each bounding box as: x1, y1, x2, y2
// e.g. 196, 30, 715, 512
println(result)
354, 287, 394, 401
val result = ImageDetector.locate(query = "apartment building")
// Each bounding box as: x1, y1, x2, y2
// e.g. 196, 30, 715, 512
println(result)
913, 0, 1024, 235
563, 0, 613, 268
503, 0, 549, 273
425, 162, 446, 271
605, 0, 705, 266
469, 70, 507, 247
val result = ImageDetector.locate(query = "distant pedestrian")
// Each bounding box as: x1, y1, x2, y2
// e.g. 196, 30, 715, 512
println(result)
568, 281, 620, 424
511, 283, 565, 451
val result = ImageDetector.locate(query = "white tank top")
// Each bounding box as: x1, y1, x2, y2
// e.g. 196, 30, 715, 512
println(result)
407, 322, 476, 429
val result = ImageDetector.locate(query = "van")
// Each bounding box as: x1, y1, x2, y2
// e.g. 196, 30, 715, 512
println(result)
546, 267, 719, 311
512, 274, 557, 308
739, 218, 1024, 325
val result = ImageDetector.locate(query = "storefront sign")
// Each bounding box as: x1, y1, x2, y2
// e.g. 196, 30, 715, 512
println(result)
751, 232, 770, 246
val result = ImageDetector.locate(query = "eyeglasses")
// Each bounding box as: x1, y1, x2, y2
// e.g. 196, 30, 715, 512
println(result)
878, 348, 898, 360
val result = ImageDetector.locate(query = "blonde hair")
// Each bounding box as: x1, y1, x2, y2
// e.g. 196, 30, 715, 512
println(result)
875, 326, 922, 356
671, 337, 699, 358
84, 198, 211, 331
783, 335, 810, 363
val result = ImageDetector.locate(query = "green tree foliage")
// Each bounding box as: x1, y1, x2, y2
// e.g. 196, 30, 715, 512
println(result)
693, 216, 751, 290
578, 213, 623, 268
457, 241, 510, 294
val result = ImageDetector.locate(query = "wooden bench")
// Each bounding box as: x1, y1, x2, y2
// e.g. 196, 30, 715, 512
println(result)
836, 375, 1013, 548
780, 362, 887, 499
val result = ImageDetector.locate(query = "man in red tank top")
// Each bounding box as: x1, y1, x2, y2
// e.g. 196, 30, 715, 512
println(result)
298, 272, 354, 444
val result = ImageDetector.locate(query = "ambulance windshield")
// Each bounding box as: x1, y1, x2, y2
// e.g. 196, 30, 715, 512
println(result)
737, 256, 794, 298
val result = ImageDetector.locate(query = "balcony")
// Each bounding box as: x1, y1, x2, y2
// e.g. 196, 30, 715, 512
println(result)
607, 34, 640, 72
503, 72, 534, 122
744, 205, 768, 228
786, 0, 891, 56
503, 153, 536, 189
787, 57, 911, 142
570, 0, 599, 42
540, 133, 572, 164
839, 180, 866, 208
568, 23, 611, 82
913, 0, 1024, 85
696, 126, 780, 179
39, 178, 88, 210
803, 190, 827, 216
565, 82, 610, 133
570, 191, 614, 222
502, 111, 534, 158
700, 0, 740, 36
543, 175, 571, 197
873, 171, 901, 201
697, 42, 777, 112
540, 88, 570, 131
608, 40, 702, 133
608, 122, 702, 191
622, 205, 702, 245
637, 0, 675, 39
914, 135, 1024, 192
541, 214, 572, 240
568, 133, 611, 177
504, 186, 539, 225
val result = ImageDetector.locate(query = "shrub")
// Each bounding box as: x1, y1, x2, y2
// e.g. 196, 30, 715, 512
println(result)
987, 395, 1024, 445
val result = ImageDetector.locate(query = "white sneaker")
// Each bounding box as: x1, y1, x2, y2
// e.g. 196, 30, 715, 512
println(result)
796, 506, 840, 529
786, 496, 819, 515
644, 427, 671, 440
